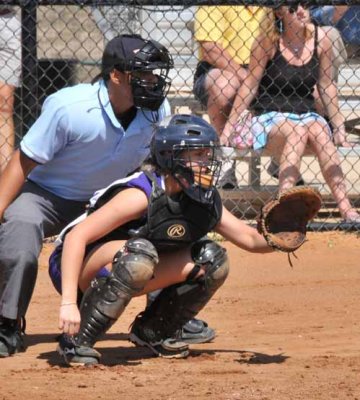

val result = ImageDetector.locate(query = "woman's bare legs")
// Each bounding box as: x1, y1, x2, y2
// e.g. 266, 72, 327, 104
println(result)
205, 68, 246, 138
205, 69, 246, 188
266, 119, 308, 191
307, 121, 360, 221
78, 240, 199, 295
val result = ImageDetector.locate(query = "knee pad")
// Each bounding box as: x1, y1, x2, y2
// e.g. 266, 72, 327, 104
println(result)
190, 239, 229, 292
76, 239, 158, 347
111, 238, 158, 294
84, 238, 158, 322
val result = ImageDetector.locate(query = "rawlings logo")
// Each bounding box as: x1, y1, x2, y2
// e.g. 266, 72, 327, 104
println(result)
167, 224, 186, 238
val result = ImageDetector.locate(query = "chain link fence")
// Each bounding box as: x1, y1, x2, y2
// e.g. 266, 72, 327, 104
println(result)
1, 1, 360, 230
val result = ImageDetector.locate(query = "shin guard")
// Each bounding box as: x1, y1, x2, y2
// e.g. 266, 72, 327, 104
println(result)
132, 239, 229, 342
75, 238, 158, 347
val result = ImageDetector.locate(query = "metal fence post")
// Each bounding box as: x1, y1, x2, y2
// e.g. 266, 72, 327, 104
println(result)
21, 2, 37, 136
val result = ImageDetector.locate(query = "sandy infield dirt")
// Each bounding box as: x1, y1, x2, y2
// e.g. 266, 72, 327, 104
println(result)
1, 231, 359, 400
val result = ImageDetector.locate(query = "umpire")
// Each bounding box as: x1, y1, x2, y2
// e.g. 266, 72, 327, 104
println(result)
0, 34, 173, 357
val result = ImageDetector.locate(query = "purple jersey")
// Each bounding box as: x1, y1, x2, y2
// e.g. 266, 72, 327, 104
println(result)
49, 171, 163, 294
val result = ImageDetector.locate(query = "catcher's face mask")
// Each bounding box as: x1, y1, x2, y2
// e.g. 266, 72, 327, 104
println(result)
172, 146, 221, 203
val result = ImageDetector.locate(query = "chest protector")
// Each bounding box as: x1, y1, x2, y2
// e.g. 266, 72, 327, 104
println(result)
130, 172, 222, 251
89, 171, 222, 251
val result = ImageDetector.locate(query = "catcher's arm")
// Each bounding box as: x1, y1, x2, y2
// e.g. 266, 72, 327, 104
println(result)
215, 207, 274, 253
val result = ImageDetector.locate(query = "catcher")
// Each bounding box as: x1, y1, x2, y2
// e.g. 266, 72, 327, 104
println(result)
49, 114, 321, 366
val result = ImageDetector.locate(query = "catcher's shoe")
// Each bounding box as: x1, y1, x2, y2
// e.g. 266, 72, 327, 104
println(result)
129, 317, 189, 359
57, 333, 100, 367
0, 317, 26, 358
178, 319, 216, 344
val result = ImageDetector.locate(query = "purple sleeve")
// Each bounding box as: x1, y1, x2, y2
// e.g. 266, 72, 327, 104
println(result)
125, 172, 161, 199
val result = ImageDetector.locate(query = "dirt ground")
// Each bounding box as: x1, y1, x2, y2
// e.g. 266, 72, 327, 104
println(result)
1, 231, 359, 400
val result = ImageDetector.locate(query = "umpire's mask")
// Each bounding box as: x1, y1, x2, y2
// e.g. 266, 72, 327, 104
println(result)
99, 34, 173, 111
128, 40, 173, 111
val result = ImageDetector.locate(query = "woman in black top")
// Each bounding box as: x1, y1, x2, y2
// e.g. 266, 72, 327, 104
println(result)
223, 3, 360, 223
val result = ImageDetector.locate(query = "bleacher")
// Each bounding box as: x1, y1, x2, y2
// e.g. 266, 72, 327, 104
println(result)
30, 4, 360, 221
168, 57, 360, 218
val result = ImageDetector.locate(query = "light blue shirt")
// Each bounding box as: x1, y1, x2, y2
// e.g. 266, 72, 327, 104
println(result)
20, 80, 170, 201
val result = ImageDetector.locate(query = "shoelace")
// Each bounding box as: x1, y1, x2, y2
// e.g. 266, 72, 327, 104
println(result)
287, 252, 298, 268
19, 316, 26, 334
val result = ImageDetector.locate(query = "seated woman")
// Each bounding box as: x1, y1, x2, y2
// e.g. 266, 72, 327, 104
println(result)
223, 2, 360, 223
50, 114, 275, 366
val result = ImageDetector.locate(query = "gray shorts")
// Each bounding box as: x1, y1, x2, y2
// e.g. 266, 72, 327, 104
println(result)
0, 11, 21, 87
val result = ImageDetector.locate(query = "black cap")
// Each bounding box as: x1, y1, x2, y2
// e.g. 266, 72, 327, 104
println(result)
101, 34, 152, 74
92, 34, 172, 85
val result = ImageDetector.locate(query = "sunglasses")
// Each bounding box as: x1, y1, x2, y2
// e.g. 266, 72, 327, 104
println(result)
288, 2, 310, 14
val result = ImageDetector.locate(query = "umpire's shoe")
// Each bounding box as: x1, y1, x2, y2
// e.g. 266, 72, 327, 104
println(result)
129, 316, 189, 359
0, 317, 26, 357
179, 319, 216, 344
57, 334, 100, 367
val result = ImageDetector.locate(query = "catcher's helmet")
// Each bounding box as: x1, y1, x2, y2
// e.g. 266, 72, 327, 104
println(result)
151, 114, 221, 202
101, 34, 173, 111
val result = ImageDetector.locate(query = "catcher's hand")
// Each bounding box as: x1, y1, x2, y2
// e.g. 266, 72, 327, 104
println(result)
258, 186, 322, 253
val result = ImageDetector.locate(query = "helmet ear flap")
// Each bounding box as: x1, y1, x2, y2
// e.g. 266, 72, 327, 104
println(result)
156, 148, 173, 170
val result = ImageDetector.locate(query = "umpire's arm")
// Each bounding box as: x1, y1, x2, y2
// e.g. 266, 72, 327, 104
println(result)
0, 149, 38, 221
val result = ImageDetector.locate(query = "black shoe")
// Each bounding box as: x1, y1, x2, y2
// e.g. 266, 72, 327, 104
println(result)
0, 317, 26, 357
129, 316, 189, 359
179, 319, 216, 344
217, 165, 238, 190
267, 160, 305, 186
57, 333, 100, 366
218, 182, 236, 190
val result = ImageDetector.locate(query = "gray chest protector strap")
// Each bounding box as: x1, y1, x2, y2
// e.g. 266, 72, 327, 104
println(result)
75, 238, 159, 348
131, 239, 229, 342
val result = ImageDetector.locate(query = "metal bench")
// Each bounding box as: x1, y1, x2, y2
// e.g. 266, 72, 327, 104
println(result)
218, 145, 360, 218
219, 145, 360, 186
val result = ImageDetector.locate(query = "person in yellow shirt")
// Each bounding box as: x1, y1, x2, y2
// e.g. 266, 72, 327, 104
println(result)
193, 6, 274, 188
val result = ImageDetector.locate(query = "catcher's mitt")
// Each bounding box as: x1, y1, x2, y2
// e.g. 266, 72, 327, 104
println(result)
258, 186, 322, 253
